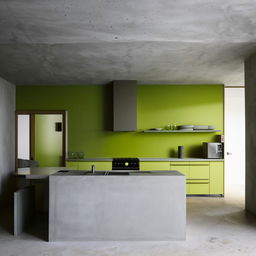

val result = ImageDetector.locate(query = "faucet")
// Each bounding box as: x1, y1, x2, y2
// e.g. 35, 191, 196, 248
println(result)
91, 164, 95, 174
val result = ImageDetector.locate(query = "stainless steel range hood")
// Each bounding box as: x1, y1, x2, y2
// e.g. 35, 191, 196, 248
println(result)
113, 80, 137, 132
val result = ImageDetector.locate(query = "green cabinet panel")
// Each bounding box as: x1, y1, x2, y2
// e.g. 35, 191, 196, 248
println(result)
140, 162, 170, 171
78, 162, 92, 170
189, 184, 210, 194
73, 160, 224, 196
209, 162, 224, 194
170, 162, 190, 194
189, 163, 209, 179
78, 162, 111, 171
66, 161, 78, 170
170, 162, 190, 178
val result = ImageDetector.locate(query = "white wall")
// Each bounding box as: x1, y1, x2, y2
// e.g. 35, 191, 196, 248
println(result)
0, 77, 16, 206
17, 115, 30, 160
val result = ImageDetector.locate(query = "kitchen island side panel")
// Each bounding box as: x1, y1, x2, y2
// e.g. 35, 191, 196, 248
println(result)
49, 174, 186, 241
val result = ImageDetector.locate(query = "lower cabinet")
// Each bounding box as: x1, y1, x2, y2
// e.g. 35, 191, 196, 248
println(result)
169, 162, 190, 193
66, 161, 78, 170
140, 161, 170, 171
209, 162, 224, 195
78, 161, 112, 171
67, 160, 224, 195
169, 161, 223, 195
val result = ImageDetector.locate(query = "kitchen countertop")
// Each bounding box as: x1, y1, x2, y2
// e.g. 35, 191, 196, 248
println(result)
16, 167, 72, 179
66, 157, 224, 162
53, 170, 184, 176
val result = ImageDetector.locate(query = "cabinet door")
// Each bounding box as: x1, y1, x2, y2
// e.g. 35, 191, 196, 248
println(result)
93, 162, 112, 170
170, 162, 190, 178
78, 162, 93, 170
210, 162, 224, 195
170, 162, 190, 193
66, 161, 78, 170
140, 162, 170, 171
78, 162, 111, 171
189, 162, 210, 179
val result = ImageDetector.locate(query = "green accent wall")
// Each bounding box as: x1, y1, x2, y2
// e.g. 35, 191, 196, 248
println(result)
16, 84, 223, 158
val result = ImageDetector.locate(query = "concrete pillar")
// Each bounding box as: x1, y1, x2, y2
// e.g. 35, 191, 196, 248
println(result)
0, 77, 16, 207
245, 53, 256, 214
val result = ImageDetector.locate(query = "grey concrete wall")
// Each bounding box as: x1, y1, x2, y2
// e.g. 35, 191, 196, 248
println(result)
245, 53, 256, 214
0, 77, 16, 207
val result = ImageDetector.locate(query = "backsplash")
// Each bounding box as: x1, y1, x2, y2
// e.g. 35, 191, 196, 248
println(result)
16, 84, 224, 158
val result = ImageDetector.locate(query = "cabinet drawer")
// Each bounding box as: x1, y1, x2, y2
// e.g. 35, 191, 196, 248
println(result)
190, 165, 209, 179
140, 162, 170, 171
189, 184, 209, 194
170, 165, 189, 178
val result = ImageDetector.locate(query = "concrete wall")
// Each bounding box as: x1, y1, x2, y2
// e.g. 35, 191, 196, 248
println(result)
245, 53, 256, 214
0, 77, 16, 206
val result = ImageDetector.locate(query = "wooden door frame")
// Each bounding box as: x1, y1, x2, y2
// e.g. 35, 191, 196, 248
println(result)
15, 110, 67, 170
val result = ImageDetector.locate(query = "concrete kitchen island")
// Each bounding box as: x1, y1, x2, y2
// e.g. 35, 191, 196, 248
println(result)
49, 170, 186, 241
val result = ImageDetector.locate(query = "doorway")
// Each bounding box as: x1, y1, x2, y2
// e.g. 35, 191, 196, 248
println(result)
16, 110, 67, 169
224, 87, 245, 197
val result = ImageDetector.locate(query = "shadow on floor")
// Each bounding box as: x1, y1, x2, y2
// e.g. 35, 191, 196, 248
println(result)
26, 212, 48, 241
0, 206, 13, 235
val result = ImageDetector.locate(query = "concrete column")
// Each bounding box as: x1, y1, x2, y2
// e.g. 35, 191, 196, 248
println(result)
245, 53, 256, 214
0, 77, 16, 207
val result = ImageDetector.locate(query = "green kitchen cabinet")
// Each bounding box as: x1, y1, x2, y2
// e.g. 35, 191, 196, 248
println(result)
209, 162, 224, 195
170, 162, 190, 193
140, 161, 170, 171
66, 161, 78, 170
189, 162, 210, 179
189, 182, 210, 194
188, 162, 210, 195
170, 162, 190, 177
78, 161, 111, 171
170, 161, 211, 195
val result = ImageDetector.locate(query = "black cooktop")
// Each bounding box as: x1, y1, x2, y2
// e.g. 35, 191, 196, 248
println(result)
112, 158, 140, 170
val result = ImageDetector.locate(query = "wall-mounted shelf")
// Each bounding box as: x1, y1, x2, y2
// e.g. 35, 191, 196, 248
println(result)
143, 130, 221, 133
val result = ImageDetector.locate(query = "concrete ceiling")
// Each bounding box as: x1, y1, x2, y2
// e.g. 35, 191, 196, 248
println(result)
1, 0, 256, 86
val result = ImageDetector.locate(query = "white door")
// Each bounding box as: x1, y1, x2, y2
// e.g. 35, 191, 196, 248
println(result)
224, 87, 245, 196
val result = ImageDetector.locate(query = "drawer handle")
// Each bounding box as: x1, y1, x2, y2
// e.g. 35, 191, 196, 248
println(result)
189, 164, 209, 166
186, 181, 209, 184
171, 164, 190, 166
171, 164, 209, 166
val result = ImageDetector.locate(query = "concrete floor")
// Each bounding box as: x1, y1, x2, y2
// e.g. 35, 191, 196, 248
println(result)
1, 186, 256, 256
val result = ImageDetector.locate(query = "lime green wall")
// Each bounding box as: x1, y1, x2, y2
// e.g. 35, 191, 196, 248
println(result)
16, 84, 223, 158
35, 114, 63, 167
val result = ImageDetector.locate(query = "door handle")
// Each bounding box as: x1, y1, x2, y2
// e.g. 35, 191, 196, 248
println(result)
227, 152, 232, 155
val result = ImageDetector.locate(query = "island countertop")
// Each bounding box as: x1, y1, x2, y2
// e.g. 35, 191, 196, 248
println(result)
49, 169, 186, 241
16, 168, 184, 179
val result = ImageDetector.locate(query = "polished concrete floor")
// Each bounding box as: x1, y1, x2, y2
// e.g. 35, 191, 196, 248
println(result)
1, 185, 256, 256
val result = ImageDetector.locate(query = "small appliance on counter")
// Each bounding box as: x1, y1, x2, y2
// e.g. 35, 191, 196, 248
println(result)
112, 158, 140, 171
203, 142, 224, 159
178, 146, 184, 158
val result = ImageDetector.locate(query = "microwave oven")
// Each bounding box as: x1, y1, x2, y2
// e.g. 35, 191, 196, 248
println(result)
203, 142, 223, 159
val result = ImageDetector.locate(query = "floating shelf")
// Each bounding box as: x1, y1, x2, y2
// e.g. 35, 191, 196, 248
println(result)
143, 130, 221, 133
